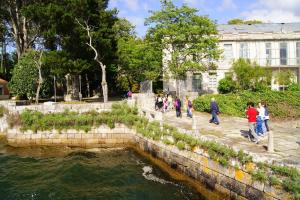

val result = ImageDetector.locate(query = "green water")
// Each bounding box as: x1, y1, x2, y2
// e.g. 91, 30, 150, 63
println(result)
0, 142, 204, 200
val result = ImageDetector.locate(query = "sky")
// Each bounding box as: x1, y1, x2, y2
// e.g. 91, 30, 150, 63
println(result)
108, 0, 300, 37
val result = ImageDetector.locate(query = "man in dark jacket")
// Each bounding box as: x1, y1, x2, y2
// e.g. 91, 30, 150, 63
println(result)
209, 98, 220, 125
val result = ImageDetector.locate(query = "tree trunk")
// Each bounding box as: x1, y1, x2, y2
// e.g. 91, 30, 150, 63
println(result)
76, 19, 108, 103
35, 51, 43, 104
85, 74, 90, 97
71, 75, 80, 101
100, 64, 108, 103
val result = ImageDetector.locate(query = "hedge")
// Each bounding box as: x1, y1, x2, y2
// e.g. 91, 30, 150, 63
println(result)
193, 91, 300, 119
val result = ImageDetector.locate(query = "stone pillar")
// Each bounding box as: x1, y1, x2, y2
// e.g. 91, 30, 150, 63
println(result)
192, 116, 199, 135
268, 131, 274, 153
156, 111, 163, 130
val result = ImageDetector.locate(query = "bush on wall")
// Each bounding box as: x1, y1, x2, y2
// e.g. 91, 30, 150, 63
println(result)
193, 91, 300, 119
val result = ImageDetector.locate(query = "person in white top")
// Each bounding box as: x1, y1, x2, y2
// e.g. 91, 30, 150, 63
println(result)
256, 102, 266, 135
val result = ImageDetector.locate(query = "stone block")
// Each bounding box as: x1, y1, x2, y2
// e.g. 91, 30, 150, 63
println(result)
215, 184, 231, 199
31, 133, 42, 140
235, 169, 252, 185
52, 139, 62, 144
252, 180, 265, 191
245, 185, 263, 200
219, 175, 246, 196
67, 133, 75, 139
264, 184, 288, 199
74, 133, 82, 139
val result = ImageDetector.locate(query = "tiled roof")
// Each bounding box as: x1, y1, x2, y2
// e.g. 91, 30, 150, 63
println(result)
217, 23, 300, 34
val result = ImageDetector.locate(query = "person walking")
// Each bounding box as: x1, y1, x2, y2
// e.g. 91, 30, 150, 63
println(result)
209, 98, 219, 125
175, 97, 182, 118
127, 90, 132, 100
262, 101, 270, 132
256, 102, 266, 136
163, 97, 168, 113
186, 96, 193, 118
246, 102, 260, 144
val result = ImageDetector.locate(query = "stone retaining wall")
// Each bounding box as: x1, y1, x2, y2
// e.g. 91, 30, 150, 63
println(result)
0, 100, 112, 114
6, 124, 134, 148
2, 124, 289, 200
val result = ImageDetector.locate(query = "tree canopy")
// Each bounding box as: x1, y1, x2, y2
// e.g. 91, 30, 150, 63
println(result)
227, 18, 263, 25
145, 0, 221, 95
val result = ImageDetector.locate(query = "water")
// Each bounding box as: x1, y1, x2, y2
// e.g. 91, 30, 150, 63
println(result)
0, 142, 204, 200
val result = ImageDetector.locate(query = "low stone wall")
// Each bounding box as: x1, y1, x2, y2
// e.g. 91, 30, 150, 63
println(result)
134, 135, 290, 200
0, 100, 113, 114
2, 124, 289, 200
6, 124, 134, 148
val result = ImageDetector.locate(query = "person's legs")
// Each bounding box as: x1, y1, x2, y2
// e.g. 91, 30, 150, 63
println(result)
249, 122, 259, 143
265, 119, 270, 132
212, 111, 219, 124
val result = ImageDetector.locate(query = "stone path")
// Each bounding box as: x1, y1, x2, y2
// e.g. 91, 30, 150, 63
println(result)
163, 110, 300, 167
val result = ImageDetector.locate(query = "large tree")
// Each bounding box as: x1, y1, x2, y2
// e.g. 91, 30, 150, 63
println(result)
0, 0, 43, 60
145, 0, 221, 96
114, 19, 162, 92
23, 0, 118, 100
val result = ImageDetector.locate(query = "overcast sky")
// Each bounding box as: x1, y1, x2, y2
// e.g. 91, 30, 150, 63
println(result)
108, 0, 300, 37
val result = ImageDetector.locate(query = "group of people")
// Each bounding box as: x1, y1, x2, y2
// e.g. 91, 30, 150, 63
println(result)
153, 94, 270, 145
154, 95, 193, 118
246, 101, 270, 144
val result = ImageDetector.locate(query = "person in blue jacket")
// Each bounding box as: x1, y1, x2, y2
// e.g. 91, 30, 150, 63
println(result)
209, 98, 220, 125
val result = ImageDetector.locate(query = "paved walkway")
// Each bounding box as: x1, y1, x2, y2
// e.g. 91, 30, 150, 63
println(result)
163, 110, 300, 167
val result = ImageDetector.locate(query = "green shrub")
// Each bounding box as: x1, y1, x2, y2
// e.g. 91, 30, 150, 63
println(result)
287, 84, 300, 92
176, 141, 186, 150
251, 170, 268, 183
218, 76, 236, 94
269, 176, 281, 186
193, 91, 300, 119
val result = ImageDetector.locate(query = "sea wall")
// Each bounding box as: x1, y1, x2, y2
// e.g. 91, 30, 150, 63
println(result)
6, 124, 134, 148
2, 125, 289, 200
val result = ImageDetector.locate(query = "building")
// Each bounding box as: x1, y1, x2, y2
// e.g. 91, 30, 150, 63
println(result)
163, 23, 300, 95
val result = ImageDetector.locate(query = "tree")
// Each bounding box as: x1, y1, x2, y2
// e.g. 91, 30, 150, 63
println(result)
24, 0, 118, 100
0, 0, 42, 60
145, 0, 221, 96
114, 19, 162, 91
34, 50, 43, 104
9, 50, 39, 99
231, 58, 270, 91
76, 19, 109, 103
228, 18, 262, 25
275, 70, 295, 90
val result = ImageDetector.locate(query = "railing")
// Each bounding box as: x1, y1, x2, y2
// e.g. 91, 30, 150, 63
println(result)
221, 57, 300, 67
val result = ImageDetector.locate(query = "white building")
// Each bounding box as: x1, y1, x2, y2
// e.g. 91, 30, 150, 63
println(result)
163, 23, 300, 95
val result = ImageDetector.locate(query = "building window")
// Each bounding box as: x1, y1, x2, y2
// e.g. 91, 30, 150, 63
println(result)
280, 42, 288, 65
192, 73, 202, 92
265, 43, 272, 65
296, 42, 300, 65
239, 43, 249, 58
208, 72, 217, 89
0, 86, 3, 95
223, 44, 233, 60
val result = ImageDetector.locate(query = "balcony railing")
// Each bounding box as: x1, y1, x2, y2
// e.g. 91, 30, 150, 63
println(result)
221, 57, 300, 67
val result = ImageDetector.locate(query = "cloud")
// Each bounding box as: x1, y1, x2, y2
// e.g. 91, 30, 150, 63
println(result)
218, 0, 237, 12
126, 16, 145, 27
123, 0, 140, 12
183, 0, 198, 7
242, 0, 300, 22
